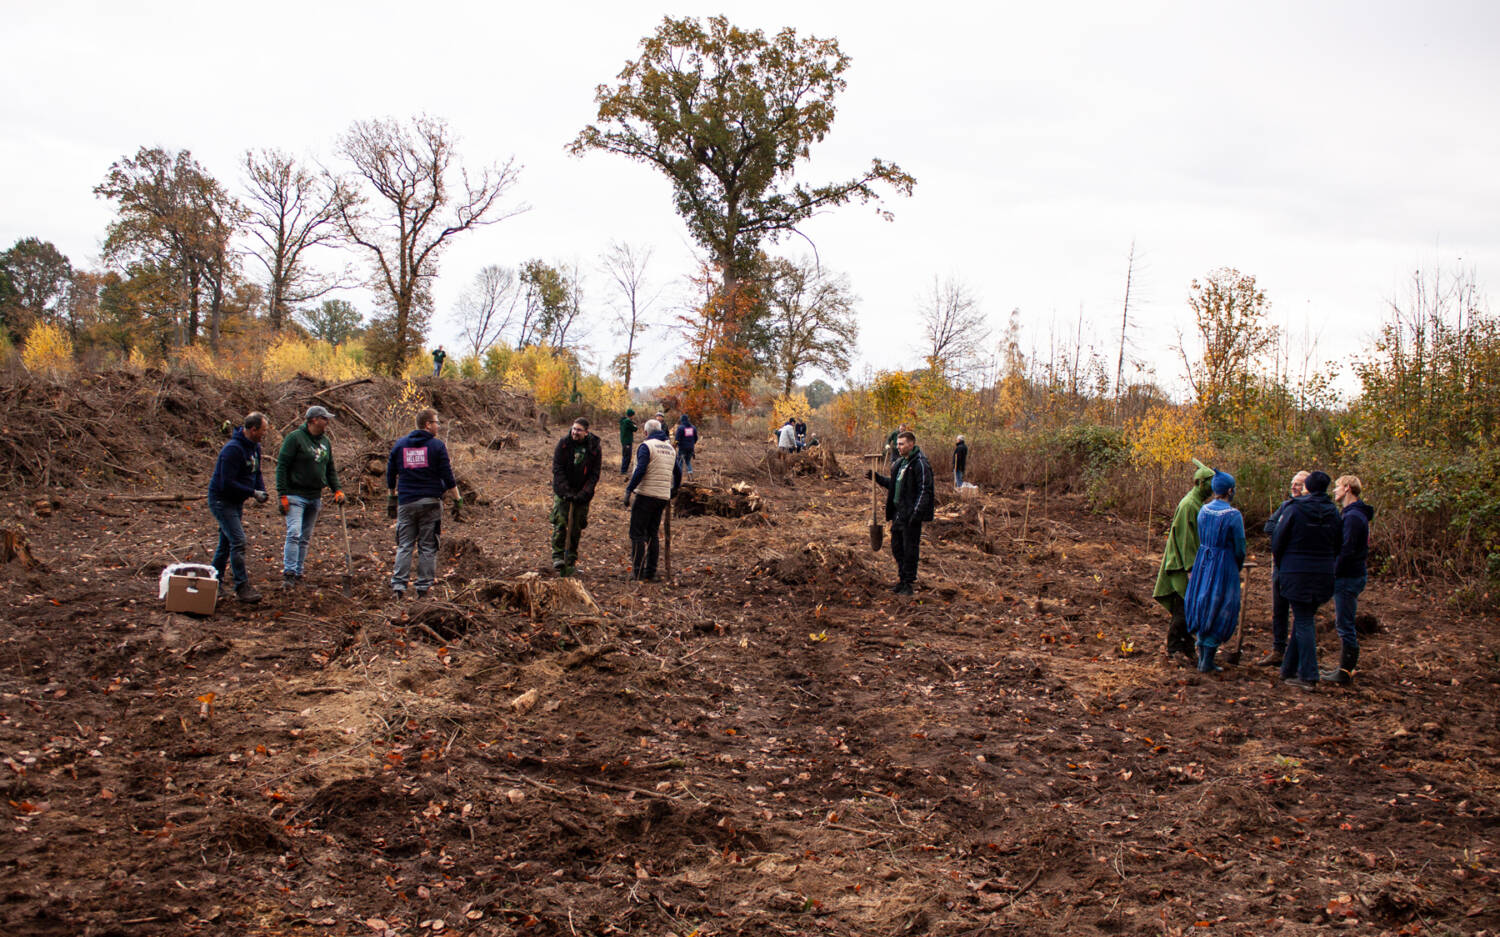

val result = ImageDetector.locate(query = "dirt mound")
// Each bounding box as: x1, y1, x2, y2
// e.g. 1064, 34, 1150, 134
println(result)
752, 540, 883, 587
0, 368, 539, 491
675, 480, 763, 517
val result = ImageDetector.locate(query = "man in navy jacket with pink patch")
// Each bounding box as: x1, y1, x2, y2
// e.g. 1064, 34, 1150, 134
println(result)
385, 408, 459, 597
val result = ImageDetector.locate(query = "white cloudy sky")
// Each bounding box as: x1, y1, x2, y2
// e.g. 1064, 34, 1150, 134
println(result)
4, 0, 1497, 396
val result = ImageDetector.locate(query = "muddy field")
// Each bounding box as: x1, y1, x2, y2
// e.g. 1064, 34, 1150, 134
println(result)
1, 373, 1497, 936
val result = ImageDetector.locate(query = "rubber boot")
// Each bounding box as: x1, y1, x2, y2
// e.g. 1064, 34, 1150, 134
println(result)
1320, 643, 1358, 686
1197, 644, 1222, 674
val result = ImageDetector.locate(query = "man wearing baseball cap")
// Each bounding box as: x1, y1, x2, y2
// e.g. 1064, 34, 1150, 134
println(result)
274, 405, 345, 589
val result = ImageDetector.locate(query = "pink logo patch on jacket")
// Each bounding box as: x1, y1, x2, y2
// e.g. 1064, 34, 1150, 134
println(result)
402, 447, 430, 469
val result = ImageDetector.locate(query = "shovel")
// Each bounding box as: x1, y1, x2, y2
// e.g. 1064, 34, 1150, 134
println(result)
338, 500, 354, 596
869, 450, 884, 552
1226, 561, 1257, 664
663, 495, 673, 582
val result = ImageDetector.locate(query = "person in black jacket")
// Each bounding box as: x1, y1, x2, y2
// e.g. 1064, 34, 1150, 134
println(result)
208, 412, 269, 603
551, 418, 602, 577
953, 435, 968, 489
1271, 470, 1342, 690
867, 430, 935, 595
1256, 469, 1308, 667
1324, 475, 1374, 686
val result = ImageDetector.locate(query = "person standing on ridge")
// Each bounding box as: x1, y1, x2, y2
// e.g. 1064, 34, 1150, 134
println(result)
953, 435, 968, 489
431, 345, 447, 377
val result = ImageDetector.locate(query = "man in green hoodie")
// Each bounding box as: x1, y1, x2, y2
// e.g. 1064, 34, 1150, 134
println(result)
1153, 460, 1215, 663
275, 405, 345, 589
618, 408, 637, 475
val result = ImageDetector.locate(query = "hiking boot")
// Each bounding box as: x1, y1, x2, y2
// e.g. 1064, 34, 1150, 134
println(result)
391, 588, 405, 600
1255, 649, 1284, 668
561, 566, 576, 578
281, 573, 297, 591
235, 583, 262, 604
1197, 645, 1222, 674
415, 589, 428, 599
894, 582, 914, 596
1282, 677, 1318, 692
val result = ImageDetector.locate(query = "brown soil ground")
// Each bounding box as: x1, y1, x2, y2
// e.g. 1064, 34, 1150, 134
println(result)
1, 373, 1497, 937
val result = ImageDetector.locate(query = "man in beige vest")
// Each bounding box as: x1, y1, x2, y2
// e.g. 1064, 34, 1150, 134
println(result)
623, 419, 682, 581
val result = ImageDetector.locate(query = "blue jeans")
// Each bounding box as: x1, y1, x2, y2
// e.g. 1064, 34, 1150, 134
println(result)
392, 498, 442, 591
1333, 576, 1366, 649
681, 450, 694, 473
1281, 600, 1323, 682
282, 494, 322, 576
954, 468, 965, 489
208, 494, 248, 588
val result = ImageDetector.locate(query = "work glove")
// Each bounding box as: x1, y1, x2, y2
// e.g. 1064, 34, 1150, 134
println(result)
332, 490, 346, 505
454, 494, 465, 507
623, 491, 633, 507
387, 494, 398, 519
253, 490, 268, 503
863, 469, 874, 480
279, 495, 289, 515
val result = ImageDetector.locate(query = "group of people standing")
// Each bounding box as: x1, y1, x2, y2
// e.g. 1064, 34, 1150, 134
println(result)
206, 404, 702, 604
1153, 462, 1374, 689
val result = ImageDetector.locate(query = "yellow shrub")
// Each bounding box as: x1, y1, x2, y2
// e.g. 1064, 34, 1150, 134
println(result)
20, 321, 74, 377
383, 378, 429, 435
768, 391, 810, 433
126, 346, 154, 372
175, 343, 231, 378
262, 335, 370, 382
1126, 405, 1216, 471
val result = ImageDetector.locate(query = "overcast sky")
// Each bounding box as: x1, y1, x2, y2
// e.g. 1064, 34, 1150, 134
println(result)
4, 1, 1497, 397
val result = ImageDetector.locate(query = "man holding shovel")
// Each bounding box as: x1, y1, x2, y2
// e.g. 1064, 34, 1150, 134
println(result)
551, 418, 602, 577
867, 430, 935, 595
386, 408, 459, 598
624, 418, 681, 582
275, 405, 345, 589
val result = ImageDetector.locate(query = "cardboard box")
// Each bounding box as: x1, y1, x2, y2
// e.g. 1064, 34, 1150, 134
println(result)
165, 571, 218, 614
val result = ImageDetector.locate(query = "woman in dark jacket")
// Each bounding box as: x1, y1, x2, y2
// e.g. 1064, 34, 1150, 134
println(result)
1270, 471, 1342, 689
1325, 475, 1374, 686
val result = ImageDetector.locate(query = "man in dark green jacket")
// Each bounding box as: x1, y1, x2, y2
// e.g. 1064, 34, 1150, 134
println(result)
275, 405, 345, 588
618, 409, 637, 474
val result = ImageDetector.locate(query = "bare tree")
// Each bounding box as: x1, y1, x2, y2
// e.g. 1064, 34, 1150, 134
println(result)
764, 256, 859, 397
333, 116, 523, 374
919, 276, 989, 381
452, 265, 520, 360
600, 242, 658, 389
242, 148, 352, 331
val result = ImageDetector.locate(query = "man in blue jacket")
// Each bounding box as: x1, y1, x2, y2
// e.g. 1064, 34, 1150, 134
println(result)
675, 414, 699, 474
1272, 470, 1342, 690
867, 430, 935, 595
385, 408, 459, 598
208, 412, 269, 603
1324, 475, 1374, 686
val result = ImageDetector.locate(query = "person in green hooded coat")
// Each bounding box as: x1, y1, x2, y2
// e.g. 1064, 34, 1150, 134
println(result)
1153, 460, 1215, 663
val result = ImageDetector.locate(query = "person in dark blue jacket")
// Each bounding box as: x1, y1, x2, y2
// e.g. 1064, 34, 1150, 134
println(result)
1271, 470, 1342, 689
1256, 470, 1308, 667
385, 408, 459, 597
208, 412, 269, 602
675, 414, 699, 474
1324, 475, 1374, 686
551, 418, 602, 577
867, 430, 935, 595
